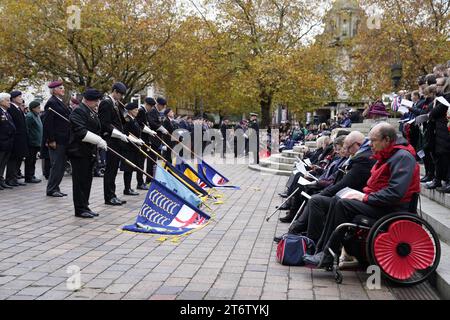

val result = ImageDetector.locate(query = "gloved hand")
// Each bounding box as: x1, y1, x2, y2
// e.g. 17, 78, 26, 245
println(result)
161, 145, 168, 152
111, 128, 128, 143
127, 135, 144, 146
143, 125, 157, 136
83, 131, 108, 150
158, 126, 169, 135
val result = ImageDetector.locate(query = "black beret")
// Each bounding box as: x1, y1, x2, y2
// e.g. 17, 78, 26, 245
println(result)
164, 108, 172, 116
112, 82, 127, 94
144, 97, 156, 105
29, 100, 41, 110
125, 102, 138, 110
156, 97, 167, 105
10, 90, 22, 99
83, 88, 103, 101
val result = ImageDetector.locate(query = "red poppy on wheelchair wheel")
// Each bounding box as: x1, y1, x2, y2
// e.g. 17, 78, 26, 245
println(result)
373, 220, 436, 280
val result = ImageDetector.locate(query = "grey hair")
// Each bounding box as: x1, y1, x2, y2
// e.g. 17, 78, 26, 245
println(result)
0, 92, 11, 102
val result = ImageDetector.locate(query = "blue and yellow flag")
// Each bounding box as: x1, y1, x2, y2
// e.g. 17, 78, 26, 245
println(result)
155, 165, 202, 208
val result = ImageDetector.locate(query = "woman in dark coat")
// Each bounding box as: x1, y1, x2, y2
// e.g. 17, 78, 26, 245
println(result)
428, 90, 450, 192
120, 102, 142, 196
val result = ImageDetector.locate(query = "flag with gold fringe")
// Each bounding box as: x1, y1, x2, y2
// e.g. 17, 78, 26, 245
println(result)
122, 179, 210, 235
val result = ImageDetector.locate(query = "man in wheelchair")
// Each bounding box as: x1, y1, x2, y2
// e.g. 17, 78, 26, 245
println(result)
303, 122, 421, 268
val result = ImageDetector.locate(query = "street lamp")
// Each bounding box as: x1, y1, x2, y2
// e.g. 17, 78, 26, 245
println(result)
391, 62, 403, 92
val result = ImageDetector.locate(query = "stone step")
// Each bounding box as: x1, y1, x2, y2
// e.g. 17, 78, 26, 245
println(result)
248, 164, 291, 176
419, 195, 450, 245
260, 159, 295, 171
434, 241, 450, 300
269, 154, 297, 165
421, 186, 450, 210
281, 150, 302, 158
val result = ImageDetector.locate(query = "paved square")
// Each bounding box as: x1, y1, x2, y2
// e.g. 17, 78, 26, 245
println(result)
0, 159, 398, 300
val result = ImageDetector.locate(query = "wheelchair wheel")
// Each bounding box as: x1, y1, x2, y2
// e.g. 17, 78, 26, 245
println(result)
366, 213, 440, 286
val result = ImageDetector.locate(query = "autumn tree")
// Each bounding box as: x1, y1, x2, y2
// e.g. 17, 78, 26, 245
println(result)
0, 0, 178, 97
343, 0, 450, 100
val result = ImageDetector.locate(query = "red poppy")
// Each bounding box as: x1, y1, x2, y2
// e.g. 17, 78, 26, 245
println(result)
374, 220, 436, 280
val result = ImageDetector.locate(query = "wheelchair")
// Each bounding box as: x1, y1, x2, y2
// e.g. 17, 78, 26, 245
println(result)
326, 194, 441, 286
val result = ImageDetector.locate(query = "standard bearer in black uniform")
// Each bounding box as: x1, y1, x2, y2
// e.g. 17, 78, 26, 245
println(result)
67, 89, 107, 218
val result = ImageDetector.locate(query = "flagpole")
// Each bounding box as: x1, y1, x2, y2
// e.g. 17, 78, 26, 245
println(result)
118, 100, 207, 163
48, 107, 154, 181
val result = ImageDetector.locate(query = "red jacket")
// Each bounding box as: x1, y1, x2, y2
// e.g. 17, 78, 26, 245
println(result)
362, 138, 420, 207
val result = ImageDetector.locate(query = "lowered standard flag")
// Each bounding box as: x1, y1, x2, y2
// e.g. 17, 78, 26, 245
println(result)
175, 156, 212, 189
155, 165, 202, 208
164, 161, 209, 197
197, 160, 240, 190
122, 179, 210, 235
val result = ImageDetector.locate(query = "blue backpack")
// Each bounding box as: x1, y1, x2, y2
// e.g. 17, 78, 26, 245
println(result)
276, 234, 316, 266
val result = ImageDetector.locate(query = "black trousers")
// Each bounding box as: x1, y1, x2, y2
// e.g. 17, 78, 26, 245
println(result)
71, 156, 94, 215
103, 141, 121, 201
47, 145, 67, 194
25, 146, 40, 180
424, 150, 435, 178
290, 195, 333, 243
6, 154, 23, 182
0, 151, 10, 180
316, 197, 399, 254
434, 153, 450, 182
124, 171, 133, 190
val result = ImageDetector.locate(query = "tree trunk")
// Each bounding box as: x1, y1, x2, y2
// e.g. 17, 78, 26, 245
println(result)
260, 91, 272, 129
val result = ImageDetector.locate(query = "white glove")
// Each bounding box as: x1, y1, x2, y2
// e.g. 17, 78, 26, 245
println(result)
243, 133, 249, 139
127, 135, 144, 146
161, 145, 168, 152
82, 131, 108, 150
158, 126, 169, 135
143, 125, 157, 136
111, 128, 128, 143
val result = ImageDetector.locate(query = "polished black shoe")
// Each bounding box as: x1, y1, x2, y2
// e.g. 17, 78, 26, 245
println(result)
425, 179, 442, 190
273, 236, 282, 243
420, 175, 434, 183
25, 177, 41, 183
87, 211, 99, 217
137, 184, 149, 190
105, 198, 123, 206
16, 181, 26, 186
47, 191, 64, 197
436, 184, 450, 193
17, 174, 25, 179
75, 212, 94, 219
278, 192, 288, 198
124, 189, 139, 196
6, 180, 19, 187
0, 181, 12, 189
0, 184, 3, 190
117, 197, 127, 204
279, 215, 295, 223
59, 192, 68, 197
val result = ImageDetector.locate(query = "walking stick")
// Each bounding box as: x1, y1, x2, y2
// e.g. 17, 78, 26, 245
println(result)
288, 191, 312, 228
265, 187, 300, 222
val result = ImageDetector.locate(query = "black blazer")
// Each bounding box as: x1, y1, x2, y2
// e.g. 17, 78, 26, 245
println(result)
320, 149, 376, 197
67, 103, 102, 159
136, 106, 150, 143
8, 103, 28, 157
147, 107, 164, 147
98, 96, 125, 139
0, 108, 16, 152
43, 95, 71, 145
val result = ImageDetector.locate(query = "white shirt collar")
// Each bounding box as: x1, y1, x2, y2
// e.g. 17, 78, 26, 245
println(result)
11, 102, 20, 110
109, 95, 116, 104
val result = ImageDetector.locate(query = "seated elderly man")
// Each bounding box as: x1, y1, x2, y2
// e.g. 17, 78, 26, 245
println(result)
303, 122, 420, 268
288, 131, 375, 242
279, 135, 347, 221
